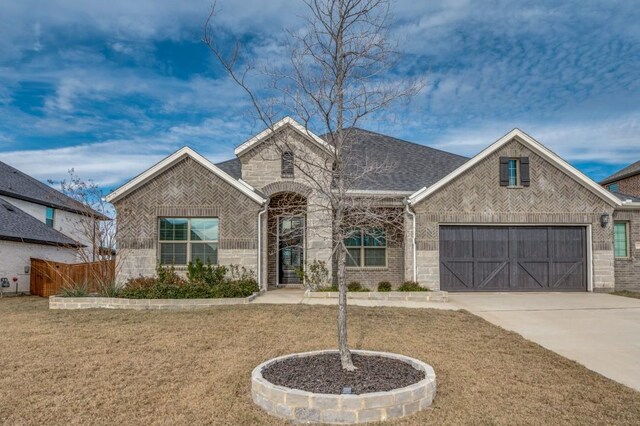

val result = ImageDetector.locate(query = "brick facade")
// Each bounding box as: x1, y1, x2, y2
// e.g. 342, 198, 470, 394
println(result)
410, 137, 616, 291
605, 173, 640, 198
114, 156, 262, 281
613, 209, 640, 291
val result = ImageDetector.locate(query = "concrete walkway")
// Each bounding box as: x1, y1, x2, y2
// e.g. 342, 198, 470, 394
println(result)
251, 289, 457, 310
449, 292, 640, 391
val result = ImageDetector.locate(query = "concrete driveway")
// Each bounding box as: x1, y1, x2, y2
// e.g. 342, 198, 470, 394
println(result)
449, 292, 640, 391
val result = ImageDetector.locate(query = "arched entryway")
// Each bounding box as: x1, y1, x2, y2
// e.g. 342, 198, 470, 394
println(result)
266, 192, 308, 288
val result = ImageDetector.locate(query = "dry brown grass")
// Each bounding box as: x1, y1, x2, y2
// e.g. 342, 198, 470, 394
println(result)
613, 290, 640, 299
1, 297, 639, 425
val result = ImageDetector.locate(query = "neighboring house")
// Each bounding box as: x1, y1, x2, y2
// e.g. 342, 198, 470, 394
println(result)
600, 160, 640, 198
106, 117, 640, 292
0, 161, 104, 294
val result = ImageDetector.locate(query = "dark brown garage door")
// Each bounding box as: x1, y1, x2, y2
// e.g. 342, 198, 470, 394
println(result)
440, 226, 586, 292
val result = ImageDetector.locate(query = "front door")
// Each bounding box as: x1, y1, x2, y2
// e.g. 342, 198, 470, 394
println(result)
279, 217, 304, 285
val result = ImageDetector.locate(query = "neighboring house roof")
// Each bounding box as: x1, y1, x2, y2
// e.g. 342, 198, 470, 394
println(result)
600, 160, 640, 185
105, 146, 266, 204
234, 116, 333, 157
409, 128, 622, 207
0, 160, 106, 219
336, 128, 469, 192
611, 191, 640, 203
0, 198, 82, 247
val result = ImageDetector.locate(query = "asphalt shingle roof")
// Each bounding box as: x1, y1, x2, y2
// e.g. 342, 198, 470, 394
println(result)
611, 191, 640, 203
215, 127, 469, 192
0, 198, 81, 247
0, 160, 104, 217
600, 160, 640, 185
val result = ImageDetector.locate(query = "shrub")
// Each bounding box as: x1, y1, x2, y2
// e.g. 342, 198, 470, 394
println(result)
347, 281, 364, 292
98, 281, 121, 297
315, 284, 339, 292
397, 281, 429, 292
295, 260, 330, 290
187, 259, 227, 285
377, 281, 392, 292
60, 281, 90, 297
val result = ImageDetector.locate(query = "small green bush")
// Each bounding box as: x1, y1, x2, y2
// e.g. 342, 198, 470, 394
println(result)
347, 281, 365, 292
377, 281, 392, 292
187, 259, 227, 285
60, 281, 90, 297
397, 281, 429, 292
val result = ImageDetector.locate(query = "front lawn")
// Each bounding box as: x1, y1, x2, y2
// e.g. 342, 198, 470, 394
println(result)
613, 290, 640, 299
1, 297, 639, 425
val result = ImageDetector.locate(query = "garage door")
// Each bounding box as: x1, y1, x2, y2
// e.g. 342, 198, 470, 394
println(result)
439, 226, 586, 292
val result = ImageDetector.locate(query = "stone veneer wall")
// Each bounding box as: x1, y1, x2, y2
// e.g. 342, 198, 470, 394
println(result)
613, 209, 640, 291
411, 138, 616, 291
113, 156, 262, 282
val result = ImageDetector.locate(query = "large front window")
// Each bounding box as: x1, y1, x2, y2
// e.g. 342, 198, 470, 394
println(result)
159, 218, 219, 265
345, 228, 387, 267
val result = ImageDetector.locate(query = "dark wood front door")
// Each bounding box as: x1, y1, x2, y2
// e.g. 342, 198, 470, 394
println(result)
440, 226, 586, 292
279, 217, 304, 285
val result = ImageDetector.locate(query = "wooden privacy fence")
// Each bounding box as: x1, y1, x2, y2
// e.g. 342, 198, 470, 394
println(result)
30, 258, 115, 297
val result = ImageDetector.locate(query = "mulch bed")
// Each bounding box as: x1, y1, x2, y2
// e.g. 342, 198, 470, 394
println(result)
261, 353, 425, 394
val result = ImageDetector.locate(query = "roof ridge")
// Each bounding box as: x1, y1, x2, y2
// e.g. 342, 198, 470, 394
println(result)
342, 127, 469, 160
600, 159, 640, 184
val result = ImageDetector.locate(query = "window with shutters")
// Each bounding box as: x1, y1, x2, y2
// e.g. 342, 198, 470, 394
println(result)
281, 151, 294, 177
500, 156, 530, 187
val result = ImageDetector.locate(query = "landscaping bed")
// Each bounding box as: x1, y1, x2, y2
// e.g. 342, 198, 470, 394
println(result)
262, 352, 424, 394
613, 290, 640, 299
306, 289, 448, 302
2, 297, 640, 425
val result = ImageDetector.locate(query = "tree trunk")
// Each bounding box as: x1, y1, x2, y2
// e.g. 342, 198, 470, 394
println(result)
336, 242, 355, 370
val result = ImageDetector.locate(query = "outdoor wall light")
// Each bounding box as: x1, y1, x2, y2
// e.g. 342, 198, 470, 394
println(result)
600, 212, 610, 228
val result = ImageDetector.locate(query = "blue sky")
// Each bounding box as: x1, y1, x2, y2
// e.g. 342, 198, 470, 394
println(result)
0, 0, 638, 190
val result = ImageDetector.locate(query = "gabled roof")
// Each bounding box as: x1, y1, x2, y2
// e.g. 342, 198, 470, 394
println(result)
0, 198, 82, 247
234, 116, 333, 157
0, 160, 105, 218
600, 160, 640, 185
105, 147, 266, 204
408, 128, 622, 207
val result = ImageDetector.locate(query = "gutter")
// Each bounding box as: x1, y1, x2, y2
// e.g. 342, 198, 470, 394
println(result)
404, 200, 417, 282
257, 204, 268, 290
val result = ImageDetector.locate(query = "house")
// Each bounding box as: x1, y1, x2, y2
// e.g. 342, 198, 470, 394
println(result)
0, 161, 104, 294
600, 160, 640, 198
106, 117, 640, 292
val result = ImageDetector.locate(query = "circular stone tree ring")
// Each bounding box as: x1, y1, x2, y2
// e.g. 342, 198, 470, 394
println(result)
251, 350, 436, 424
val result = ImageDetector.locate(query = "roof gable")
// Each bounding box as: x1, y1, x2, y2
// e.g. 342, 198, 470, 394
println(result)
105, 147, 265, 204
234, 116, 333, 157
409, 129, 622, 207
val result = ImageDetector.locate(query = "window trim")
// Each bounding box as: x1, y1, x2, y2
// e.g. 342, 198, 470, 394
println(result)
158, 217, 219, 266
45, 207, 55, 228
613, 221, 630, 259
345, 228, 388, 269
508, 158, 521, 187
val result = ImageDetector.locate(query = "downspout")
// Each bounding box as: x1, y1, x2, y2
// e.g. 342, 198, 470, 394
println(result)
404, 200, 417, 282
257, 204, 267, 290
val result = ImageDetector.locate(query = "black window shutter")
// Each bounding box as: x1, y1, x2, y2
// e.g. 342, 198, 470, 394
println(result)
520, 157, 530, 186
499, 157, 509, 186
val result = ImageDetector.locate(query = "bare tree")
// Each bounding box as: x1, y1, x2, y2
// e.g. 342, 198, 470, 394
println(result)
204, 0, 422, 370
50, 170, 125, 295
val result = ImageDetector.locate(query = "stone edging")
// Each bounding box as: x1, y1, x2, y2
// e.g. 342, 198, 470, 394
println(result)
49, 291, 263, 310
304, 290, 448, 302
252, 349, 436, 424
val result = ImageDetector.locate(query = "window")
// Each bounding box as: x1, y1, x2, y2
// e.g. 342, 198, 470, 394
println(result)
159, 218, 219, 265
614, 221, 629, 258
508, 159, 520, 186
45, 207, 55, 227
344, 228, 387, 267
608, 182, 620, 192
282, 151, 294, 177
